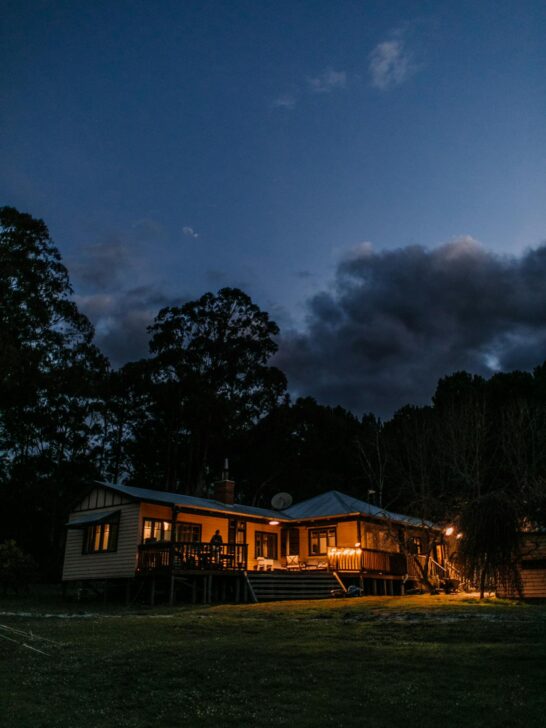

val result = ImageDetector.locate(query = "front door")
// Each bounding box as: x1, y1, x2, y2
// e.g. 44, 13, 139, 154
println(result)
228, 519, 247, 568
281, 527, 300, 558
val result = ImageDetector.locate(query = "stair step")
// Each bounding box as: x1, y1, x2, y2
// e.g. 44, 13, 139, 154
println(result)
246, 571, 340, 602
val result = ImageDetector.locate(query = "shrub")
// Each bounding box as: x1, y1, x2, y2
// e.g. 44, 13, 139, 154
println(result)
0, 540, 37, 594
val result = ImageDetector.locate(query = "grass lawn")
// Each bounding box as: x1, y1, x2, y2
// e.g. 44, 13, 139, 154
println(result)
1, 592, 545, 728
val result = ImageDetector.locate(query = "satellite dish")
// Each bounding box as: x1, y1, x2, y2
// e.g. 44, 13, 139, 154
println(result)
271, 492, 293, 510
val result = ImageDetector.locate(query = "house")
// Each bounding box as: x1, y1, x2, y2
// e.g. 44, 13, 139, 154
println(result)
63, 477, 451, 603
496, 532, 546, 600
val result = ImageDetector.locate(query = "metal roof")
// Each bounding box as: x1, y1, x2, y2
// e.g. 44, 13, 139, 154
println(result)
95, 482, 433, 527
283, 490, 434, 527
66, 509, 121, 528
96, 482, 284, 520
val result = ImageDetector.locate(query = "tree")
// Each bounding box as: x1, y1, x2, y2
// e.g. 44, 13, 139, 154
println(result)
234, 397, 366, 507
0, 207, 108, 574
458, 492, 522, 599
143, 288, 287, 494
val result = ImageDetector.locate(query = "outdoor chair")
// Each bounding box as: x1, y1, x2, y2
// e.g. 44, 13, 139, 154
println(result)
286, 555, 300, 570
256, 557, 274, 571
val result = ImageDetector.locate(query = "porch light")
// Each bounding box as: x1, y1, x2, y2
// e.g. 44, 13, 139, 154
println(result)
268, 520, 280, 526
456, 532, 463, 539
445, 526, 454, 536
354, 542, 361, 547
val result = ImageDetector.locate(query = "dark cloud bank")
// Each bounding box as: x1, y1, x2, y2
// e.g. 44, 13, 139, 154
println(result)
71, 237, 178, 366
71, 235, 546, 417
276, 238, 546, 418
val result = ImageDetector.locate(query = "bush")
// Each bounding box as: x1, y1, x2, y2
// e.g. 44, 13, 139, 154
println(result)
0, 540, 37, 594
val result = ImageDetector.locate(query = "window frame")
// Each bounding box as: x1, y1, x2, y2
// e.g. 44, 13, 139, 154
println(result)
255, 531, 278, 559
175, 521, 202, 543
142, 518, 172, 543
82, 518, 119, 555
308, 527, 337, 556
141, 518, 203, 544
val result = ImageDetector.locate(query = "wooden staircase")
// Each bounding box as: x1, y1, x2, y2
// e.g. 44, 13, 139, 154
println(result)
245, 570, 340, 602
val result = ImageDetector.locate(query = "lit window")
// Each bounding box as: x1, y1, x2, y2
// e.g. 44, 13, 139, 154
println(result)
142, 519, 173, 543
83, 520, 119, 554
142, 519, 202, 543
308, 528, 336, 555
176, 522, 202, 542
255, 532, 278, 559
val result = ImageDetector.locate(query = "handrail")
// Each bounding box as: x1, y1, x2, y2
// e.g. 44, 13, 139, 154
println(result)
138, 541, 248, 572
332, 571, 348, 592
429, 557, 447, 573
243, 571, 258, 603
328, 547, 406, 574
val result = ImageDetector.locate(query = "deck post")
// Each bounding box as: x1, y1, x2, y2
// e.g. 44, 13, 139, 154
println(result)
235, 576, 241, 603
170, 505, 178, 570
371, 579, 377, 596
150, 577, 156, 606
387, 580, 394, 596
169, 574, 175, 606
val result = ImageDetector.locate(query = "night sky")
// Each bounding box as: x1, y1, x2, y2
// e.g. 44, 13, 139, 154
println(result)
2, 1, 546, 417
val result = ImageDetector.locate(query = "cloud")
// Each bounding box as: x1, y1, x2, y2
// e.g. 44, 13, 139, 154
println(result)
369, 30, 417, 90
272, 94, 297, 110
70, 239, 132, 290
307, 69, 347, 94
272, 68, 347, 110
131, 217, 166, 242
183, 226, 199, 238
76, 286, 181, 366
276, 238, 546, 418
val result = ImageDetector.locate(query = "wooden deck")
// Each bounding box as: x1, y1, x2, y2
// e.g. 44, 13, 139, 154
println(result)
138, 542, 248, 573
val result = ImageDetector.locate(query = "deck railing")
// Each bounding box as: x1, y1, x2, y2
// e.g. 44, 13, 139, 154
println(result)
406, 555, 459, 582
327, 547, 407, 575
138, 542, 248, 573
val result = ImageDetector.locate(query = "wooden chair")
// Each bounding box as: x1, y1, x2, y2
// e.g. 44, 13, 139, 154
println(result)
286, 555, 300, 570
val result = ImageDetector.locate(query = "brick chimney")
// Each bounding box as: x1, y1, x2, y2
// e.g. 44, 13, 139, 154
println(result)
214, 458, 235, 504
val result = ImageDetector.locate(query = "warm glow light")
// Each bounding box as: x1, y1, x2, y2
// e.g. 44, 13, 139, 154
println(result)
456, 532, 463, 539
445, 526, 454, 536
268, 520, 280, 526
328, 547, 362, 556
354, 542, 361, 547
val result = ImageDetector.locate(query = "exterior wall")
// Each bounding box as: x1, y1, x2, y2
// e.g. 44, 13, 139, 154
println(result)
139, 504, 229, 544
246, 520, 282, 570
72, 487, 131, 512
497, 534, 546, 599
299, 520, 359, 567
140, 504, 282, 570
63, 488, 140, 581
360, 519, 400, 553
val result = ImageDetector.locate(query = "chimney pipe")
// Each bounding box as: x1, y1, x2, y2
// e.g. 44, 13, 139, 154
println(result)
214, 460, 235, 504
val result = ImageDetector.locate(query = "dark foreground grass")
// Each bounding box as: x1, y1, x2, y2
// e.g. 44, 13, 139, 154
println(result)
1, 593, 545, 728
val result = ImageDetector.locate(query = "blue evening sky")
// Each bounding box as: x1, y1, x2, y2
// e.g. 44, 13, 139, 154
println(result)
2, 0, 546, 410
